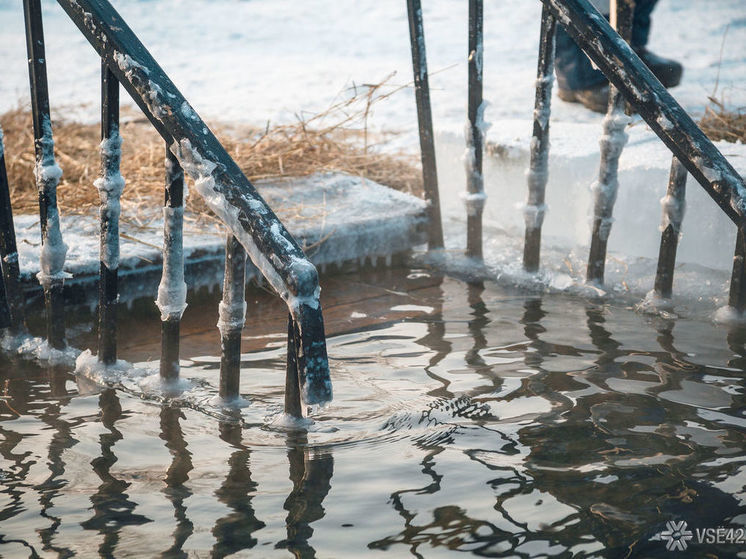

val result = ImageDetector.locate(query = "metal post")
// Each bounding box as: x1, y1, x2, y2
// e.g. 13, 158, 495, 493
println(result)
0, 127, 24, 331
0, 257, 9, 330
58, 0, 332, 406
284, 314, 303, 418
523, 6, 556, 273
219, 234, 247, 402
97, 63, 123, 365
158, 148, 186, 381
24, 0, 67, 349
406, 0, 444, 250
729, 225, 746, 313
654, 156, 687, 299
539, 0, 746, 226
586, 0, 634, 284
465, 0, 485, 259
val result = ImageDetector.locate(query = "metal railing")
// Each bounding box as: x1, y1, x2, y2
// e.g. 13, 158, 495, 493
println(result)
0, 0, 332, 416
407, 0, 746, 311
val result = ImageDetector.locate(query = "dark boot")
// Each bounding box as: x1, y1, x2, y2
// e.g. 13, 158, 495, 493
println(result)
633, 47, 683, 88
557, 84, 609, 114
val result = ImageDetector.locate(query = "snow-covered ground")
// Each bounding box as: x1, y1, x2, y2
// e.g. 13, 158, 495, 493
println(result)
1, 0, 743, 129
1, 0, 745, 313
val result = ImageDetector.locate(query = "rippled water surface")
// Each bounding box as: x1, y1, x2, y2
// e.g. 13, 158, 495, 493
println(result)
2, 269, 746, 558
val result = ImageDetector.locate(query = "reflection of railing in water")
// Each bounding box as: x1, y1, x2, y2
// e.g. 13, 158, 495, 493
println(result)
82, 389, 149, 556
407, 0, 746, 311
212, 420, 264, 557
0, 0, 332, 416
2, 283, 746, 555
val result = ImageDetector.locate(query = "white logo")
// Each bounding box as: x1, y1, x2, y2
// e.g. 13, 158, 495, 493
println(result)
660, 520, 694, 551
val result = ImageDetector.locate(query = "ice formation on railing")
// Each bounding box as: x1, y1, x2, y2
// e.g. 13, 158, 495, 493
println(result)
35, 116, 69, 288
95, 131, 125, 270
156, 206, 188, 321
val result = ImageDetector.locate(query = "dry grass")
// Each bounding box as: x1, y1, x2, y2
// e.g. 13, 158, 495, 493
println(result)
1, 83, 422, 223
700, 97, 746, 144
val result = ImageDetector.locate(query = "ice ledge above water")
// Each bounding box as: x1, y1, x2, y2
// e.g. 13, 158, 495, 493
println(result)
435, 119, 746, 272
12, 172, 427, 308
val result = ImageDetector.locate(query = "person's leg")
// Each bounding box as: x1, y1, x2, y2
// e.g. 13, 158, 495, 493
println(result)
631, 0, 658, 49
554, 25, 606, 92
554, 0, 680, 112
554, 6, 610, 113
629, 0, 682, 88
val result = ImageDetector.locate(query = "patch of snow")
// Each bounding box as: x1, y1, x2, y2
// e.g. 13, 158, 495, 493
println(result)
35, 116, 69, 289
113, 51, 148, 76
2, 331, 79, 367
713, 305, 746, 326
75, 349, 149, 384
156, 206, 188, 321
217, 288, 246, 336
460, 191, 487, 217
660, 191, 686, 233
635, 289, 676, 317
94, 131, 126, 269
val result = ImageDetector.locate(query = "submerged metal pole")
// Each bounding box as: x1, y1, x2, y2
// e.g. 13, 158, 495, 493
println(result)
158, 148, 187, 381
285, 314, 303, 418
465, 0, 485, 259
219, 234, 247, 402
653, 156, 687, 300
586, 0, 634, 284
523, 6, 556, 273
729, 226, 746, 313
406, 0, 444, 250
0, 127, 24, 331
97, 63, 124, 365
24, 0, 67, 349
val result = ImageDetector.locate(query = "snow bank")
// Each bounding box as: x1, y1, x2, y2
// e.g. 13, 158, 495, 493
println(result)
437, 119, 746, 272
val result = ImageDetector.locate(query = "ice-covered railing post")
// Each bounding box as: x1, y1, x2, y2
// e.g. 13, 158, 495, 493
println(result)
464, 0, 486, 260
653, 157, 687, 300
522, 5, 556, 273
0, 126, 24, 332
56, 0, 332, 413
219, 235, 247, 402
586, 0, 633, 285
158, 148, 187, 381
24, 0, 68, 349
96, 63, 124, 365
729, 227, 746, 313
406, 0, 444, 251
542, 0, 746, 309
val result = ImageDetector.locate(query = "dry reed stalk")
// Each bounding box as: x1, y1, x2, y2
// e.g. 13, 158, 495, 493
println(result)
1, 78, 422, 226
700, 97, 746, 144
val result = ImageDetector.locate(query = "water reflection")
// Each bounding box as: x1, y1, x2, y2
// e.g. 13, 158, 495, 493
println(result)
211, 419, 264, 557
277, 431, 334, 558
2, 272, 746, 557
81, 389, 149, 557
159, 405, 193, 558
416, 276, 453, 400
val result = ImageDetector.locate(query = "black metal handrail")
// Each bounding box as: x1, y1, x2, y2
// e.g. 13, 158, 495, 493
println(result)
532, 0, 746, 310
406, 0, 746, 310
0, 0, 332, 415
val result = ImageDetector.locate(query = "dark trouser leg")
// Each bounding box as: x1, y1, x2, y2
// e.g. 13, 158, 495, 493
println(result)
555, 0, 659, 92
555, 24, 605, 91
631, 0, 658, 48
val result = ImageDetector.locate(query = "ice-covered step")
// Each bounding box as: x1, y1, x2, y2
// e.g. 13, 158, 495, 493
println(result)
13, 172, 427, 308
435, 119, 746, 271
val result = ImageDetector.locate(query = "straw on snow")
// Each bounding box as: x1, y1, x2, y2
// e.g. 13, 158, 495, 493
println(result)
1, 84, 422, 225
